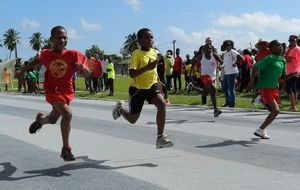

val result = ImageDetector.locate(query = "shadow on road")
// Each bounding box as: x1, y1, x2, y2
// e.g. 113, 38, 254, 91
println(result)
195, 138, 260, 148
0, 156, 158, 181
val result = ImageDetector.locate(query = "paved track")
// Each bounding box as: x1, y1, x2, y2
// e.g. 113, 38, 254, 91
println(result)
0, 93, 300, 190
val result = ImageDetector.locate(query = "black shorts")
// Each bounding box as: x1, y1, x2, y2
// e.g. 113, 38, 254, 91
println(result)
129, 83, 160, 114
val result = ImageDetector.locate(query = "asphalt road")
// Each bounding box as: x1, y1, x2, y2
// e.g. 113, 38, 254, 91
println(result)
0, 93, 300, 190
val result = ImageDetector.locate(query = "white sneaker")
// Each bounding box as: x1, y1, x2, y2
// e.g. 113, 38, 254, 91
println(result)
186, 82, 193, 93
254, 128, 270, 139
112, 101, 124, 120
156, 134, 174, 149
252, 94, 261, 106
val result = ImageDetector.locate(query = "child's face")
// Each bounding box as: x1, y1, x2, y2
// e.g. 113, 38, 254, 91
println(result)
138, 30, 154, 50
51, 28, 68, 52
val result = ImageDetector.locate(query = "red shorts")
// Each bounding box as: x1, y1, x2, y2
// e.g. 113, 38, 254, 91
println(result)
46, 93, 73, 105
31, 82, 38, 87
260, 88, 279, 104
200, 75, 214, 85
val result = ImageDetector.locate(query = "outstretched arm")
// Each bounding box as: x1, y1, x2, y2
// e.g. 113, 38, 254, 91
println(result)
75, 62, 91, 77
14, 58, 40, 78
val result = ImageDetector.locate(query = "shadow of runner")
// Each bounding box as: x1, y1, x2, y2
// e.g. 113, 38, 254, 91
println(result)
0, 156, 158, 181
195, 138, 260, 148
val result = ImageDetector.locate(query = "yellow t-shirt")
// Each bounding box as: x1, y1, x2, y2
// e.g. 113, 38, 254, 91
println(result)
130, 48, 158, 89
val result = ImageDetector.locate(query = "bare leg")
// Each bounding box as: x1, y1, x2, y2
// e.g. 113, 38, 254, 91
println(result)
120, 107, 140, 124
51, 101, 72, 148
151, 93, 166, 135
259, 99, 279, 130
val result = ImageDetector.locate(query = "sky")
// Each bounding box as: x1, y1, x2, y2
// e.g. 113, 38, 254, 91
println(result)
1, 0, 300, 61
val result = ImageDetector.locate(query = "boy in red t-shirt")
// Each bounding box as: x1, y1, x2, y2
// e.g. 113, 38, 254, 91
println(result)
15, 26, 90, 161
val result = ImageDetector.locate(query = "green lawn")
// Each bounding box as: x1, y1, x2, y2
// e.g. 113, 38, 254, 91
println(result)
73, 75, 297, 112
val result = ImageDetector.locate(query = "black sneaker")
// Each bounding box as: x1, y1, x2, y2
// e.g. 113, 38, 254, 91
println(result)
214, 109, 222, 117
29, 112, 44, 134
61, 147, 76, 161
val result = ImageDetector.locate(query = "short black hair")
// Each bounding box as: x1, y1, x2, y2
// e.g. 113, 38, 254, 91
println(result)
51, 25, 66, 37
268, 40, 280, 49
166, 49, 173, 55
137, 28, 151, 39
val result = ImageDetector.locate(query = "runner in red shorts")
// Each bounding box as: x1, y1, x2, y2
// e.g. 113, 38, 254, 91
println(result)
248, 40, 297, 139
15, 26, 90, 161
187, 43, 223, 117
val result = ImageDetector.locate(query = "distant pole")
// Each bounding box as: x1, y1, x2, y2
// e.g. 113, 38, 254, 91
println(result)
249, 42, 252, 50
172, 40, 176, 60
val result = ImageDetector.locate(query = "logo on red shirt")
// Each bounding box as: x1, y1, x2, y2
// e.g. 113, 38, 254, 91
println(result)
49, 59, 67, 78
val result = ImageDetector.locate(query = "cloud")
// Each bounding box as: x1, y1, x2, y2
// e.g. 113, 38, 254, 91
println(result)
213, 12, 300, 34
125, 0, 141, 12
80, 18, 101, 32
67, 29, 85, 40
21, 18, 40, 29
166, 26, 260, 53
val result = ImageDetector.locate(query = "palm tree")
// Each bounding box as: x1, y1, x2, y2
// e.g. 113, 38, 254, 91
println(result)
41, 38, 53, 50
29, 32, 44, 54
121, 32, 139, 57
3, 28, 20, 59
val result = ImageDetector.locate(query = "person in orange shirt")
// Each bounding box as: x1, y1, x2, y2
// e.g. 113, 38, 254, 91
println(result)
2, 67, 11, 91
284, 35, 300, 112
85, 53, 95, 93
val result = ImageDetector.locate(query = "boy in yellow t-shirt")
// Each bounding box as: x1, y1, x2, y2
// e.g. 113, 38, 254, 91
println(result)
112, 28, 173, 149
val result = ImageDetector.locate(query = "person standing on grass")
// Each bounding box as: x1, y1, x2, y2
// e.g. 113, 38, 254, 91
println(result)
2, 67, 11, 91
15, 25, 91, 161
220, 40, 243, 108
173, 48, 183, 93
187, 44, 223, 117
106, 56, 115, 96
164, 50, 174, 91
112, 28, 173, 149
248, 40, 294, 139
284, 35, 300, 112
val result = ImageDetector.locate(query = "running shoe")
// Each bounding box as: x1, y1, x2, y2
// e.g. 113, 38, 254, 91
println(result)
254, 128, 270, 139
252, 94, 261, 106
186, 82, 193, 93
214, 109, 222, 117
112, 101, 124, 120
156, 134, 174, 149
29, 112, 44, 134
61, 146, 76, 161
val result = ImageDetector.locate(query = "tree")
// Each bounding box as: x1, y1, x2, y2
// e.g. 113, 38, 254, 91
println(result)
3, 28, 21, 59
85, 45, 104, 59
41, 38, 53, 49
120, 32, 139, 57
29, 32, 44, 54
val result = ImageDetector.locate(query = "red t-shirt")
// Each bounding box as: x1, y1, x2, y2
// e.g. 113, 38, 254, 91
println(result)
39, 49, 87, 102
92, 59, 103, 77
243, 54, 253, 69
173, 56, 183, 72
255, 49, 271, 62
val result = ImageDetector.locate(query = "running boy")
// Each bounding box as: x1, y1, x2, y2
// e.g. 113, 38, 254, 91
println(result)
112, 28, 173, 149
187, 43, 223, 117
15, 25, 91, 161
248, 40, 291, 139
